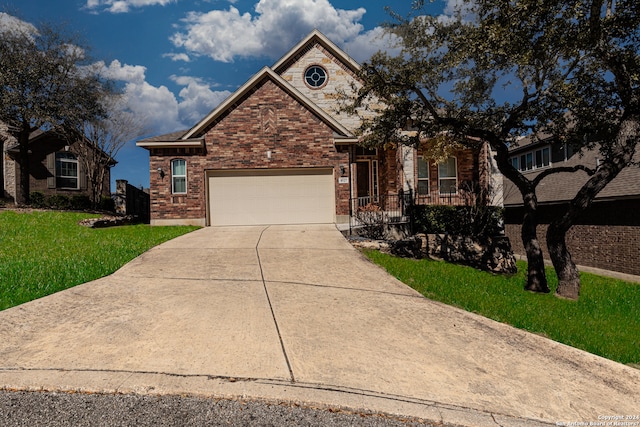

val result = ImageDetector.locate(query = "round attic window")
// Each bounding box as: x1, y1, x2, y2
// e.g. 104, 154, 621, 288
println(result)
304, 65, 328, 88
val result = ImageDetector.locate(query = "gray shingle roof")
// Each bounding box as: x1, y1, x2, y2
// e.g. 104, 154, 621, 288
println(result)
503, 145, 640, 206
137, 129, 189, 143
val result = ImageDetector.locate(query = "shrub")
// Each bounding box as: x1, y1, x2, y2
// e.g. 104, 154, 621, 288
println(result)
70, 195, 91, 211
409, 204, 504, 242
98, 195, 115, 212
46, 194, 71, 210
29, 192, 46, 208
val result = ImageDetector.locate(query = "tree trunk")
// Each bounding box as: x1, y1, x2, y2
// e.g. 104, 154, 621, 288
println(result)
17, 126, 31, 205
548, 116, 638, 300
547, 221, 580, 299
521, 193, 549, 293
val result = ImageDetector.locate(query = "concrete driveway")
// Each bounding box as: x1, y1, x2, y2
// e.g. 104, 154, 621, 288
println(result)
0, 225, 638, 427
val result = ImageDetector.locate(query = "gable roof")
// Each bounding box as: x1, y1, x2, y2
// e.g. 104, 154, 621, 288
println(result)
271, 29, 361, 76
180, 66, 356, 141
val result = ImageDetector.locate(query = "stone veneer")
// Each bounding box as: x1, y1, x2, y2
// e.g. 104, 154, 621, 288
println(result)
278, 43, 380, 131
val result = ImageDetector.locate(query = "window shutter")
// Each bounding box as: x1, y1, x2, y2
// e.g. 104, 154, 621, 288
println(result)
79, 161, 88, 190
46, 152, 56, 189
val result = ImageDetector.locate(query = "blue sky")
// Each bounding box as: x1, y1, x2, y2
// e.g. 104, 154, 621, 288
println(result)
7, 0, 454, 189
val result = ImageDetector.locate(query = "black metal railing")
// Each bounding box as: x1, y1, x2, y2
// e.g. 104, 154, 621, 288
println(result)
349, 189, 463, 235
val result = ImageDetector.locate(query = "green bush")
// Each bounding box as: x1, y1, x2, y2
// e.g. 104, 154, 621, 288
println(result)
98, 195, 115, 212
70, 195, 91, 210
46, 194, 71, 210
29, 192, 46, 208
409, 204, 504, 241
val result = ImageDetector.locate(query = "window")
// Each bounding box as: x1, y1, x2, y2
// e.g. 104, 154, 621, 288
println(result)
510, 156, 519, 170
417, 156, 429, 195
510, 146, 551, 172
55, 152, 79, 189
171, 159, 187, 194
438, 157, 457, 194
304, 65, 327, 88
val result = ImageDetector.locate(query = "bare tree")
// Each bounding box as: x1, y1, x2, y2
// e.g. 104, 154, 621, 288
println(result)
70, 95, 148, 208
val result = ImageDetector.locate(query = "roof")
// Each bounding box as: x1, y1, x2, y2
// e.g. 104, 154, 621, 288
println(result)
136, 129, 204, 149
137, 30, 360, 150
271, 29, 361, 75
503, 144, 640, 206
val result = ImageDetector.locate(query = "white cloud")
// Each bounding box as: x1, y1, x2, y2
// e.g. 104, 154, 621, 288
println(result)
170, 0, 366, 63
97, 60, 231, 134
0, 12, 38, 37
343, 27, 402, 63
162, 52, 191, 62
171, 75, 232, 124
83, 0, 177, 14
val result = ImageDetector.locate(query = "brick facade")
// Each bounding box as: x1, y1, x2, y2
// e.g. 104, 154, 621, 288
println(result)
505, 199, 640, 276
148, 79, 350, 223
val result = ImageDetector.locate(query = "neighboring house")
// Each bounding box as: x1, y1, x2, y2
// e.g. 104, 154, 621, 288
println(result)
503, 136, 640, 276
138, 30, 498, 227
0, 126, 113, 203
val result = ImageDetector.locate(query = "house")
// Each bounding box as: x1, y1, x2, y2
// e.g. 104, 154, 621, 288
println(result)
138, 30, 497, 228
503, 136, 640, 276
1, 125, 114, 204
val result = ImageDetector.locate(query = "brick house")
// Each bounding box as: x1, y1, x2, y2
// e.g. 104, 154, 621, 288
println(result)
503, 136, 640, 276
138, 30, 498, 227
1, 126, 113, 203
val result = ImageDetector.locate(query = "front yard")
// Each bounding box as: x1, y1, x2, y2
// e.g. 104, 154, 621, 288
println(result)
364, 249, 640, 367
0, 210, 198, 310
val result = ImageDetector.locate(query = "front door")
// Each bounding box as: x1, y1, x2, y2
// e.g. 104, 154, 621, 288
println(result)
356, 161, 370, 198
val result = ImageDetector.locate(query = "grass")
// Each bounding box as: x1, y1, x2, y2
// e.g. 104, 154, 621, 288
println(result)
363, 249, 640, 366
0, 210, 199, 311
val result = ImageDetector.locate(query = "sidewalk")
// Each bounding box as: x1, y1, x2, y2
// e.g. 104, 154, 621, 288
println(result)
0, 225, 638, 427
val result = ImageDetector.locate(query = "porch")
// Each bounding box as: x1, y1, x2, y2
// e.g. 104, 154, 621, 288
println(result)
348, 189, 470, 236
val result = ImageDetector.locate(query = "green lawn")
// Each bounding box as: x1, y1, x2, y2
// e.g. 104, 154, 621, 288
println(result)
0, 210, 199, 311
363, 249, 640, 366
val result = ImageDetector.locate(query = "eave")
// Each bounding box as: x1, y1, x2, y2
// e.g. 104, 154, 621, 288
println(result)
136, 139, 204, 149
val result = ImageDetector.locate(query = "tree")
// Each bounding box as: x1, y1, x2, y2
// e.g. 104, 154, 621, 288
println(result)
543, 0, 640, 299
70, 95, 147, 209
344, 0, 639, 299
0, 13, 107, 204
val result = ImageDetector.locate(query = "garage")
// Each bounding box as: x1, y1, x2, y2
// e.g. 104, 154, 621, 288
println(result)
207, 168, 336, 226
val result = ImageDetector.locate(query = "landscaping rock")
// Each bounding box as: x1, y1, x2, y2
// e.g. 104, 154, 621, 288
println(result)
483, 236, 518, 274
436, 234, 517, 274
79, 215, 137, 228
390, 236, 423, 259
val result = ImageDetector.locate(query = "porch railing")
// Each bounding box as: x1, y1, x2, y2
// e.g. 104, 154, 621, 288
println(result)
349, 189, 464, 235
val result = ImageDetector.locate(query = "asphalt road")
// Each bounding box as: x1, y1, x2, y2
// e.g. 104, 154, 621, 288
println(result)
0, 391, 438, 426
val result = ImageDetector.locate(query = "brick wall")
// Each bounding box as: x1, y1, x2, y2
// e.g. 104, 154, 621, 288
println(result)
149, 78, 350, 223
505, 199, 640, 276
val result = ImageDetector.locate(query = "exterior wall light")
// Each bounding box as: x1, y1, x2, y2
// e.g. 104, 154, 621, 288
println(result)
157, 167, 165, 179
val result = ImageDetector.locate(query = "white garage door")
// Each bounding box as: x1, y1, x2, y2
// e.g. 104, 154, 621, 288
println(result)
208, 169, 335, 226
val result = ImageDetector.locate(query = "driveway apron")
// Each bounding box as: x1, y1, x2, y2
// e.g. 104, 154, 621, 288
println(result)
0, 224, 638, 427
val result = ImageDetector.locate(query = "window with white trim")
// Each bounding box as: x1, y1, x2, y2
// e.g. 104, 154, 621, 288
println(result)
438, 157, 457, 194
55, 152, 79, 189
417, 156, 429, 195
510, 147, 550, 171
171, 159, 187, 194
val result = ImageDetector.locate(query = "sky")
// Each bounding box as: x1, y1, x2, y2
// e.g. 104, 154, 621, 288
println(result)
6, 0, 455, 189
